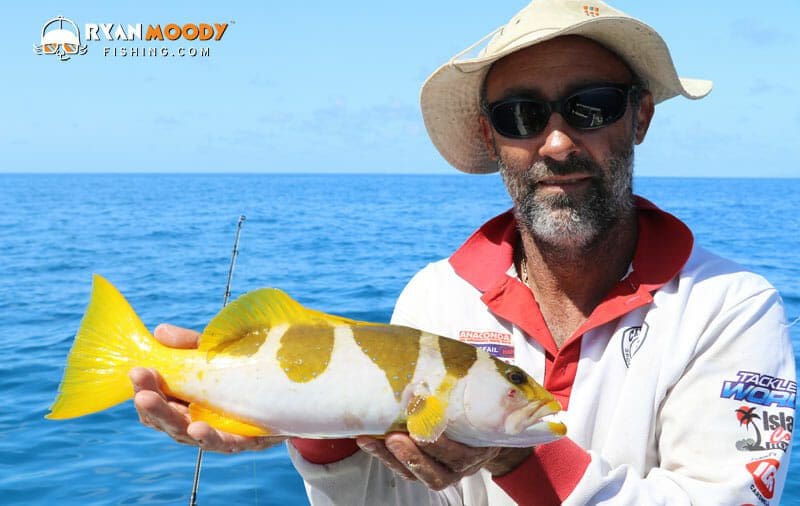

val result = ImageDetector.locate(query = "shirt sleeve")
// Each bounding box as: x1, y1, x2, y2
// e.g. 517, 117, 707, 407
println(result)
287, 440, 460, 506
494, 287, 795, 505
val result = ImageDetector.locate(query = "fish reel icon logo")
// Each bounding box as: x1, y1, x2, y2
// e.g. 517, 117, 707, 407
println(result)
33, 16, 88, 61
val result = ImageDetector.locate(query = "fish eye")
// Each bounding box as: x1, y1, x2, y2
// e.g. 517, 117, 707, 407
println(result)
506, 368, 526, 385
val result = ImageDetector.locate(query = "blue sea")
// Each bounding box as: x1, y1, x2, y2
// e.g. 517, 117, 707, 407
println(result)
1, 174, 798, 505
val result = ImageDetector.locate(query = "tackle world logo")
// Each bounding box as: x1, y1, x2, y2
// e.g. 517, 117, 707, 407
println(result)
33, 16, 88, 61
620, 323, 648, 368
734, 406, 793, 453
720, 371, 796, 408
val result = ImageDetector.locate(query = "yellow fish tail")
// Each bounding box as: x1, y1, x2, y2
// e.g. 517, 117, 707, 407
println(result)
46, 274, 161, 420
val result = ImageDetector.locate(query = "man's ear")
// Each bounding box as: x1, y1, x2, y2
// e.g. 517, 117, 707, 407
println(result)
479, 115, 499, 160
634, 91, 655, 145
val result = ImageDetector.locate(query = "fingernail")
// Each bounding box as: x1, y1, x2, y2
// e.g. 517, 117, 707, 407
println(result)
358, 441, 377, 453
385, 440, 402, 453
156, 323, 175, 336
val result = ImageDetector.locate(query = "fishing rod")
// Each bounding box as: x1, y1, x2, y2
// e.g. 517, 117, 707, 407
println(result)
189, 214, 246, 506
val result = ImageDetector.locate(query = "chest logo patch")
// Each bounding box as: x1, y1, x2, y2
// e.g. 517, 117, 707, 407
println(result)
621, 323, 648, 368
458, 330, 514, 362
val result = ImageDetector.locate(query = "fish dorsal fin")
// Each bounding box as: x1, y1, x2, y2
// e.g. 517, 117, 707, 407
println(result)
199, 288, 357, 352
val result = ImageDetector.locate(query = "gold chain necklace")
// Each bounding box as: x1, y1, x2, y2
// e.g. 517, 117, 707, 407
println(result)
518, 248, 529, 285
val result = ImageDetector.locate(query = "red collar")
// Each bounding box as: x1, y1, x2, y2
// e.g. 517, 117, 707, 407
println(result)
449, 196, 693, 356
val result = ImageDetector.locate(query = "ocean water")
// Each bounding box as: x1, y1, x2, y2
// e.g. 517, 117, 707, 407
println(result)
0, 174, 797, 505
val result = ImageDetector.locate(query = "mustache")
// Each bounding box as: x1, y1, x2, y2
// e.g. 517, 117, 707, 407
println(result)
522, 155, 603, 183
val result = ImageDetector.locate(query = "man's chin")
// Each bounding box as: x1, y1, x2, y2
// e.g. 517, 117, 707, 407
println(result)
524, 212, 600, 249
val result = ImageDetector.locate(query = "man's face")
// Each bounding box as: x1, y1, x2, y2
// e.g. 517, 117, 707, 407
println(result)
481, 36, 653, 249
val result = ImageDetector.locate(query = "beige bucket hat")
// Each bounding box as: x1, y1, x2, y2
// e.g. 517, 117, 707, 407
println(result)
420, 0, 713, 174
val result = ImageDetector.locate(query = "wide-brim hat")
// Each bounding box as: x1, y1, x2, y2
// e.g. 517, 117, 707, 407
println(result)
420, 0, 713, 174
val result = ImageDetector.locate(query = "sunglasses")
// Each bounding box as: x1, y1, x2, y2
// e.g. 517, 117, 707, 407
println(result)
485, 84, 634, 138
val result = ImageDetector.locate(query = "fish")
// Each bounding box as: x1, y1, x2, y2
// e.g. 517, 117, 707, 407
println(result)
47, 274, 566, 448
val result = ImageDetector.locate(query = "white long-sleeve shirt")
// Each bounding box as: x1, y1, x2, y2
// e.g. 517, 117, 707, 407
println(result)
289, 199, 795, 505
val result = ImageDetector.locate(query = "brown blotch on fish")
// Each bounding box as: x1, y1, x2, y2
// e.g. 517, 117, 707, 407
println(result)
277, 325, 335, 383
352, 325, 421, 401
438, 335, 477, 379
206, 328, 269, 357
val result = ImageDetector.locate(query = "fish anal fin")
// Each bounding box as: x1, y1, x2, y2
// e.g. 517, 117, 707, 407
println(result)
188, 403, 271, 437
405, 394, 447, 444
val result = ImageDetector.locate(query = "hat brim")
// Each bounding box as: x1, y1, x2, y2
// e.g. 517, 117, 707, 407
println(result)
420, 17, 712, 174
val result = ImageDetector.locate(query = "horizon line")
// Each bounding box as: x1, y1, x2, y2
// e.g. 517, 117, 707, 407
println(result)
0, 172, 798, 180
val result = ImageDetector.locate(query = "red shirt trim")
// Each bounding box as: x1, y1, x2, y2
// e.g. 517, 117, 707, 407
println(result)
449, 197, 693, 409
290, 437, 359, 465
493, 437, 591, 505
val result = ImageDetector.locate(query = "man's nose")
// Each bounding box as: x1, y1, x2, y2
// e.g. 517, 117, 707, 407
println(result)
538, 116, 579, 161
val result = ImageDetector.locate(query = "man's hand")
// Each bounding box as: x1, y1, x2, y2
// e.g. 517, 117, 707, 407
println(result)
129, 323, 286, 453
355, 433, 531, 491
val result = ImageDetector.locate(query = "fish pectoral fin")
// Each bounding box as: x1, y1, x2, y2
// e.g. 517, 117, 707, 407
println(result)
188, 403, 271, 437
405, 394, 447, 444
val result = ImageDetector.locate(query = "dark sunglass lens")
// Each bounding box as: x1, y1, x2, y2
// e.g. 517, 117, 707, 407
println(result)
491, 100, 549, 138
565, 88, 627, 129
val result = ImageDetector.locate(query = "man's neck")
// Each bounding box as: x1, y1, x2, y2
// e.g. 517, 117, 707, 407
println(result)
518, 212, 638, 348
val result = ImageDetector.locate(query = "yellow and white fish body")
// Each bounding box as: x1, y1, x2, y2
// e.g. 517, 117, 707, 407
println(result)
48, 275, 565, 447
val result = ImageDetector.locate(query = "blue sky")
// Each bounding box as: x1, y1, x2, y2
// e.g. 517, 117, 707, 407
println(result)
3, 0, 799, 176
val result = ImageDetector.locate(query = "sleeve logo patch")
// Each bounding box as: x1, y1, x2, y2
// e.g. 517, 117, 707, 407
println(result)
720, 371, 796, 408
734, 406, 793, 453
746, 457, 780, 501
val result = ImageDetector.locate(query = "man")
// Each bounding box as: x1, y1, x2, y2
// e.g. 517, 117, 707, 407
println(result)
131, 0, 796, 504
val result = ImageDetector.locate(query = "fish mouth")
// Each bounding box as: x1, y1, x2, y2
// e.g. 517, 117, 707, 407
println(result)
504, 400, 563, 436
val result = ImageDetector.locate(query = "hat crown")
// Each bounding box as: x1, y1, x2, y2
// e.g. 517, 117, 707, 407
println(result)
421, 0, 713, 174
482, 0, 626, 57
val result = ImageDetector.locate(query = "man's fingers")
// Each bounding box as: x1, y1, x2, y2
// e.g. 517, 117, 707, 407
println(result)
186, 421, 233, 451
133, 390, 194, 444
356, 437, 418, 481
418, 435, 501, 474
384, 434, 461, 491
153, 323, 201, 349
129, 367, 163, 396
134, 324, 285, 455
187, 422, 286, 454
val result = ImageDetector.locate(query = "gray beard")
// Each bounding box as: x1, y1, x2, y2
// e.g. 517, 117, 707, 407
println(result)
499, 146, 635, 250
